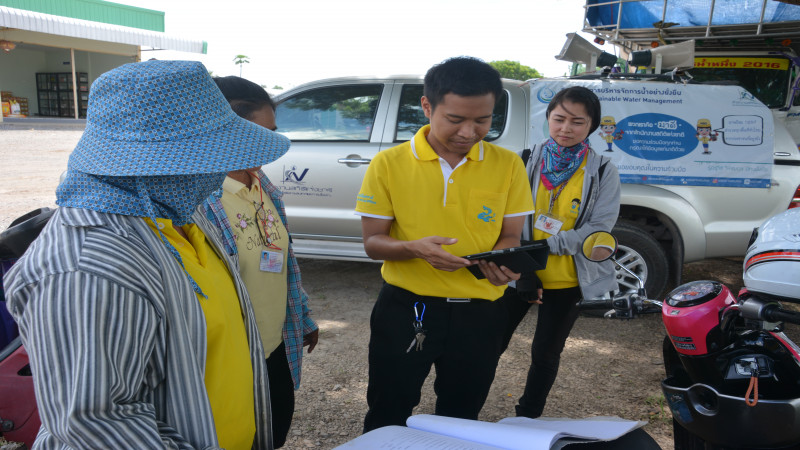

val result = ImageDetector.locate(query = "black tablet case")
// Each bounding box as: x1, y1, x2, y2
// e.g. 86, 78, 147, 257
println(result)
465, 242, 549, 280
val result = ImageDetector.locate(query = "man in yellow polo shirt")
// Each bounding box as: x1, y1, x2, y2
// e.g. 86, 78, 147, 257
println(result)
355, 57, 535, 432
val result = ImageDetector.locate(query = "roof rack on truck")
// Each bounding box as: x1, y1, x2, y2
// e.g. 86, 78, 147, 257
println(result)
581, 0, 800, 54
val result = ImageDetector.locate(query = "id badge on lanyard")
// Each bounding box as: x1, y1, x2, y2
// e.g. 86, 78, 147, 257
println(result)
253, 185, 285, 274
534, 184, 566, 235
259, 250, 284, 273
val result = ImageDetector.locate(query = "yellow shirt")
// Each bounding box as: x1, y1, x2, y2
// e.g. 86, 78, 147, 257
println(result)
582, 231, 616, 261
355, 124, 534, 300
534, 158, 587, 289
146, 218, 255, 450
220, 175, 289, 354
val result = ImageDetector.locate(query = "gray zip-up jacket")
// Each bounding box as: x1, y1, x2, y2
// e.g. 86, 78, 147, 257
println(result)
523, 141, 621, 299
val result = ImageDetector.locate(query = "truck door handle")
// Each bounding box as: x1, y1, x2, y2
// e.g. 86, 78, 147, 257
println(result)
338, 154, 371, 167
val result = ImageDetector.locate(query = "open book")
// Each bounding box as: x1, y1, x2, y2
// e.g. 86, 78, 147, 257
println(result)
335, 414, 647, 450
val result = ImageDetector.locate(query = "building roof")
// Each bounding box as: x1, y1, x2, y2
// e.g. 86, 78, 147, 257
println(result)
0, 0, 165, 32
0, 5, 206, 54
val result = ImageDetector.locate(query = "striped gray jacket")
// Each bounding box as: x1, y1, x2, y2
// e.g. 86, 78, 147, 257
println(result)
4, 207, 273, 449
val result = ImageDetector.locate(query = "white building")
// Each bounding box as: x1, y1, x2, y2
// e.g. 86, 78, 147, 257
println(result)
0, 0, 205, 121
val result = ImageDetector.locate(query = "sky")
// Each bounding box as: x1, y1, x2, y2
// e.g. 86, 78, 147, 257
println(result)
114, 0, 605, 91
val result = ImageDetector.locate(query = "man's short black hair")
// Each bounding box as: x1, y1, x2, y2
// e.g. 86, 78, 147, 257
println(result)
212, 75, 276, 120
423, 56, 503, 110
546, 86, 602, 136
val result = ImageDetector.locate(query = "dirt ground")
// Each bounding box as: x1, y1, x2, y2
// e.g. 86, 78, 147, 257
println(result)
0, 125, 747, 449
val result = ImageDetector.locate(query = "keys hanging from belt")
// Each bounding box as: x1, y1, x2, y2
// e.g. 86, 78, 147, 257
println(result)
406, 301, 426, 353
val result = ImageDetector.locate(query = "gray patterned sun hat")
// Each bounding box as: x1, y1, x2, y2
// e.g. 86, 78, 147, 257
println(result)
68, 60, 290, 176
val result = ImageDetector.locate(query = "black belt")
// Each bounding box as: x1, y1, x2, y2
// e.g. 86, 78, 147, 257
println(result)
385, 283, 492, 303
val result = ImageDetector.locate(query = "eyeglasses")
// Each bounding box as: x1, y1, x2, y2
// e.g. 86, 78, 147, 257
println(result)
253, 201, 282, 251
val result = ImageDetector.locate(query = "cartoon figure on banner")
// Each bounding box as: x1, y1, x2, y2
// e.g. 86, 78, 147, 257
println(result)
598, 116, 623, 152
696, 118, 718, 154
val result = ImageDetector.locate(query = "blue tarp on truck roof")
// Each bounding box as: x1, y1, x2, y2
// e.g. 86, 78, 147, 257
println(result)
586, 0, 800, 29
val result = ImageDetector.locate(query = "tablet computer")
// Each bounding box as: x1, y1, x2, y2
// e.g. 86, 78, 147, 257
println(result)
463, 241, 549, 279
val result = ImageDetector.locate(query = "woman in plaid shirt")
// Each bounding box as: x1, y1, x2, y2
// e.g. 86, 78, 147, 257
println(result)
200, 75, 319, 449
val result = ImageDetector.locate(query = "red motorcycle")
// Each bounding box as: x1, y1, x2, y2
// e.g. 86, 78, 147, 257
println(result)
581, 207, 800, 449
0, 208, 53, 448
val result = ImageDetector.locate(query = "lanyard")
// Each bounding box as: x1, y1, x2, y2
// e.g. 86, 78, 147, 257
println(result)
247, 170, 263, 203
248, 171, 282, 251
547, 183, 567, 214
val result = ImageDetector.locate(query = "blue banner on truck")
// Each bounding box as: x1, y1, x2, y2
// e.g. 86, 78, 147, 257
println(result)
530, 79, 774, 188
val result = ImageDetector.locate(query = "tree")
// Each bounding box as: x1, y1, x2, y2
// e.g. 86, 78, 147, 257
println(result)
233, 54, 250, 77
489, 60, 542, 81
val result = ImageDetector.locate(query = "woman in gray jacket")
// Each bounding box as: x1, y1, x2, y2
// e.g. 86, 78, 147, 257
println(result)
501, 86, 621, 419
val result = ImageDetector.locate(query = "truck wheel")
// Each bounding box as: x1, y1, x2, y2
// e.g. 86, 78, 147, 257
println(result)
612, 221, 669, 299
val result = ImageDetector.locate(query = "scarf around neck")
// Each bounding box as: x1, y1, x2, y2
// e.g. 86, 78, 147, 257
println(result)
57, 169, 228, 297
57, 170, 226, 225
540, 137, 589, 190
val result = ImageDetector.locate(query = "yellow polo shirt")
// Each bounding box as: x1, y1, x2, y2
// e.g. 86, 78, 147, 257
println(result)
146, 219, 255, 450
355, 124, 534, 300
533, 158, 586, 289
582, 231, 616, 260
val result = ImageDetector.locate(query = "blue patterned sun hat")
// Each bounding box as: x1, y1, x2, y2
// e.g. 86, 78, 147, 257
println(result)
68, 60, 290, 176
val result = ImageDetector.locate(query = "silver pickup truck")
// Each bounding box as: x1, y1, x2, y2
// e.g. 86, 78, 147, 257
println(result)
264, 73, 800, 298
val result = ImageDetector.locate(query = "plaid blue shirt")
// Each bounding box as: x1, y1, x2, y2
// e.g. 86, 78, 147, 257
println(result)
200, 170, 317, 389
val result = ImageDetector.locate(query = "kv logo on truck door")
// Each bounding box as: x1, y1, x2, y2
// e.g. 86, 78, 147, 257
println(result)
283, 165, 309, 184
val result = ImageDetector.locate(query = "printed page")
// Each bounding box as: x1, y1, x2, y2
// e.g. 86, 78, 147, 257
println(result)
406, 415, 567, 450
498, 415, 647, 441
333, 425, 504, 450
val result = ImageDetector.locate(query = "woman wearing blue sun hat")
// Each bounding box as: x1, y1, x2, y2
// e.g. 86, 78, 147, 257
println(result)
4, 60, 289, 449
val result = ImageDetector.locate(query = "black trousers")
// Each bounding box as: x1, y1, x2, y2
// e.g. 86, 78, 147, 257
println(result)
363, 283, 507, 433
265, 341, 295, 448
499, 285, 583, 418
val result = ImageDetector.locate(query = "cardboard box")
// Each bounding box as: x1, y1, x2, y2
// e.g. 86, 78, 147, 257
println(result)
14, 97, 28, 115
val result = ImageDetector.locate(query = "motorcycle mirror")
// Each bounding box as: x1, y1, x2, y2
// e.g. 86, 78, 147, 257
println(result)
581, 231, 618, 262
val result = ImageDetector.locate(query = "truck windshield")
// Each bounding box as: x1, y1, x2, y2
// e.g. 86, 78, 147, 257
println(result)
688, 57, 792, 109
